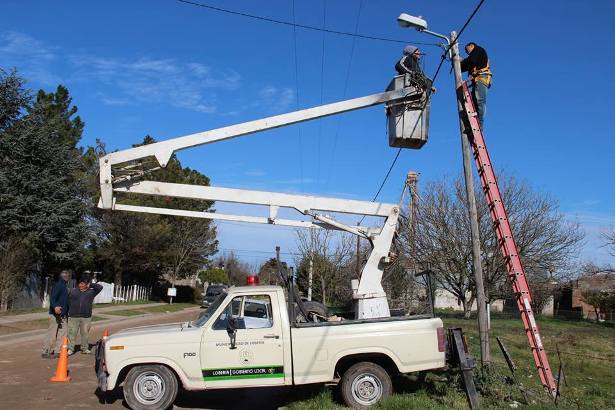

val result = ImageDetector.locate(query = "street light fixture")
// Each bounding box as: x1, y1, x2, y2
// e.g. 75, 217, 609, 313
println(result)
397, 13, 428, 30
396, 13, 450, 48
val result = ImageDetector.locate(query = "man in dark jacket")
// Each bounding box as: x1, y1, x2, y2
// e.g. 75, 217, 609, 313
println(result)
395, 45, 433, 93
42, 270, 70, 358
460, 42, 492, 127
67, 273, 102, 355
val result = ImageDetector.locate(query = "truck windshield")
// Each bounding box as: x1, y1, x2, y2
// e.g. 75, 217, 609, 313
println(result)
194, 294, 226, 327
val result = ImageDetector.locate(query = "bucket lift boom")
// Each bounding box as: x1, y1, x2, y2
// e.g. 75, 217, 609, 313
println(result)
98, 75, 429, 319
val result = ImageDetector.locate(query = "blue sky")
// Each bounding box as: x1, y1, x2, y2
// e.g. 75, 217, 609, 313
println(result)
2, 0, 614, 268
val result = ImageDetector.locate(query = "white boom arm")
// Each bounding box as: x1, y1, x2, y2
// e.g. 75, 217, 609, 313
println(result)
99, 83, 420, 319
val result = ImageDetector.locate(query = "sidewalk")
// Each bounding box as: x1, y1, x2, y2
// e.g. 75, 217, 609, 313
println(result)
0, 306, 200, 347
0, 302, 165, 325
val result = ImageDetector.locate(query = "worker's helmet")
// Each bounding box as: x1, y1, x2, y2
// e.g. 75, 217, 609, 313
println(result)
403, 45, 419, 56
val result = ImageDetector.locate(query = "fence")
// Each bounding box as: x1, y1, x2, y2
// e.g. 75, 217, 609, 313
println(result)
93, 282, 152, 304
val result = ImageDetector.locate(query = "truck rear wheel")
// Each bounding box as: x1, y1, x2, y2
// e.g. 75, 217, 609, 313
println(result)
123, 364, 178, 410
340, 362, 392, 408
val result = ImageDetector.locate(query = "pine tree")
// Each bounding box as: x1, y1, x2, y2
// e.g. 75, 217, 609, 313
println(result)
0, 82, 88, 271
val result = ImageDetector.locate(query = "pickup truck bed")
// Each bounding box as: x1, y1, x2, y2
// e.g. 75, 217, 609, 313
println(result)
291, 316, 445, 384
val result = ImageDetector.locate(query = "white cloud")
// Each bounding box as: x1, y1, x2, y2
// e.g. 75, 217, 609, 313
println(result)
0, 30, 242, 114
1, 31, 299, 117
68, 54, 240, 114
565, 209, 615, 264
273, 178, 316, 185
0, 31, 61, 85
257, 86, 295, 113
244, 170, 266, 177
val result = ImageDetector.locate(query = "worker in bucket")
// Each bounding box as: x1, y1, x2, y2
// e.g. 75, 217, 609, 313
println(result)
460, 42, 492, 127
395, 45, 434, 94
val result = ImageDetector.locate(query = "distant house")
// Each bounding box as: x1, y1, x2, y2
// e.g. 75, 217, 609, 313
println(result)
433, 290, 505, 313
555, 272, 615, 321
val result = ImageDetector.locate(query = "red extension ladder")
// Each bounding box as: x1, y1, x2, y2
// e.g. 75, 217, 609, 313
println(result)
457, 81, 557, 397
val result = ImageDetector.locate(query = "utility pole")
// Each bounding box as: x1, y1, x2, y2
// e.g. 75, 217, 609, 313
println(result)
451, 31, 490, 364
307, 229, 314, 301
406, 171, 418, 273
406, 171, 418, 311
355, 232, 361, 275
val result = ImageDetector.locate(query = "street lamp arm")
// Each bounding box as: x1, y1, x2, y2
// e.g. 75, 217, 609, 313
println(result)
419, 29, 450, 46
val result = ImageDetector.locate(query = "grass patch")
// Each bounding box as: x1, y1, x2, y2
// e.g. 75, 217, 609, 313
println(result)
91, 315, 106, 322
105, 309, 147, 317
0, 307, 47, 317
0, 318, 50, 335
139, 303, 197, 314
95, 300, 158, 308
288, 315, 615, 409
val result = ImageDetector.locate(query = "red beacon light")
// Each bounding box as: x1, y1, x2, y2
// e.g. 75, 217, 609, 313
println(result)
246, 275, 260, 286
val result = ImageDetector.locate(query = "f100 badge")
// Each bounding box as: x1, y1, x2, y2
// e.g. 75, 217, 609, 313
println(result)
202, 365, 284, 381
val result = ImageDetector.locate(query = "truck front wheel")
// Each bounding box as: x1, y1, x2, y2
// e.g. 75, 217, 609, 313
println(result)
340, 362, 392, 408
123, 364, 178, 410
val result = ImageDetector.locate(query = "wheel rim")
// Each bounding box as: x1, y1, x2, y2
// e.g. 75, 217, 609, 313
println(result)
351, 372, 383, 406
133, 371, 166, 405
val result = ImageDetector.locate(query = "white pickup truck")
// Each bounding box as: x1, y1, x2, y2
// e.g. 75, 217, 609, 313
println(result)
96, 285, 447, 409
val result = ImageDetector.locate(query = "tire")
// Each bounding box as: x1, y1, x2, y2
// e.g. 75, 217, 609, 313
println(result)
296, 301, 328, 322
123, 364, 178, 410
340, 362, 392, 408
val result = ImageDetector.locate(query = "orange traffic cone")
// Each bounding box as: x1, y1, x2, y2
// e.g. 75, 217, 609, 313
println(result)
49, 336, 71, 383
102, 328, 109, 340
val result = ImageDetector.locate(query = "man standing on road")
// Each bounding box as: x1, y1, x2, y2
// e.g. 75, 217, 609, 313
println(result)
460, 42, 492, 127
67, 273, 102, 355
42, 270, 70, 359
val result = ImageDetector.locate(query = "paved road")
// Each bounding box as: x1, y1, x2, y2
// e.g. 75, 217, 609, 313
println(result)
0, 303, 165, 325
0, 308, 325, 409
0, 306, 199, 347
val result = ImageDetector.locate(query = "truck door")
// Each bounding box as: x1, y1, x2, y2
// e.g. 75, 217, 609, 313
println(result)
201, 292, 285, 387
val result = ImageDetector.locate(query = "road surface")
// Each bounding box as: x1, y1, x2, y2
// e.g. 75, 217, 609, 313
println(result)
0, 307, 324, 409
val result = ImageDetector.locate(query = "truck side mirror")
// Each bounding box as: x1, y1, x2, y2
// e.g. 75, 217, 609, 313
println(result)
227, 317, 237, 349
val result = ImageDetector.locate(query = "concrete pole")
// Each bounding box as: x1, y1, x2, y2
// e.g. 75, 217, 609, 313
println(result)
308, 230, 314, 301
450, 31, 490, 364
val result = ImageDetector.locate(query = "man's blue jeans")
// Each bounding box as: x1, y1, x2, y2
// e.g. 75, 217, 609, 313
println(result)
472, 81, 488, 128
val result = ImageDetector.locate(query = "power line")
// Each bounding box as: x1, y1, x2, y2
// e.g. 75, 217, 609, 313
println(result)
290, 0, 303, 192
324, 0, 363, 192
456, 0, 486, 41
176, 0, 440, 46
316, 0, 327, 185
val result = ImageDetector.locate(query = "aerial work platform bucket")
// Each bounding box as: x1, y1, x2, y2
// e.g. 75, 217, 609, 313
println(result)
386, 74, 430, 149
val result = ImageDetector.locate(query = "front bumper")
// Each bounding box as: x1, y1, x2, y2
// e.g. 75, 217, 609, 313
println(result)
95, 340, 108, 391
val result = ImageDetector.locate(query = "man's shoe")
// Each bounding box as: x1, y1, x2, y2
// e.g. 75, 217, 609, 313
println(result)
41, 352, 50, 359
67, 349, 75, 356
81, 349, 92, 355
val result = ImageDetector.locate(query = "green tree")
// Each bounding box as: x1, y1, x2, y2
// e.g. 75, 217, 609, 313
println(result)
29, 86, 84, 147
198, 267, 229, 285
214, 253, 251, 285
0, 68, 30, 131
0, 69, 34, 310
581, 289, 615, 323
0, 79, 87, 273
258, 258, 285, 285
90, 136, 218, 286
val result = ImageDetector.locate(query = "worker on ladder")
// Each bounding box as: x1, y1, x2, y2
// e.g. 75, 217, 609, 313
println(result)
395, 45, 435, 95
460, 42, 492, 128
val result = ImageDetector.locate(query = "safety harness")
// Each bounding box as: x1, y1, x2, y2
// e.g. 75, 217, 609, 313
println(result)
470, 61, 492, 88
